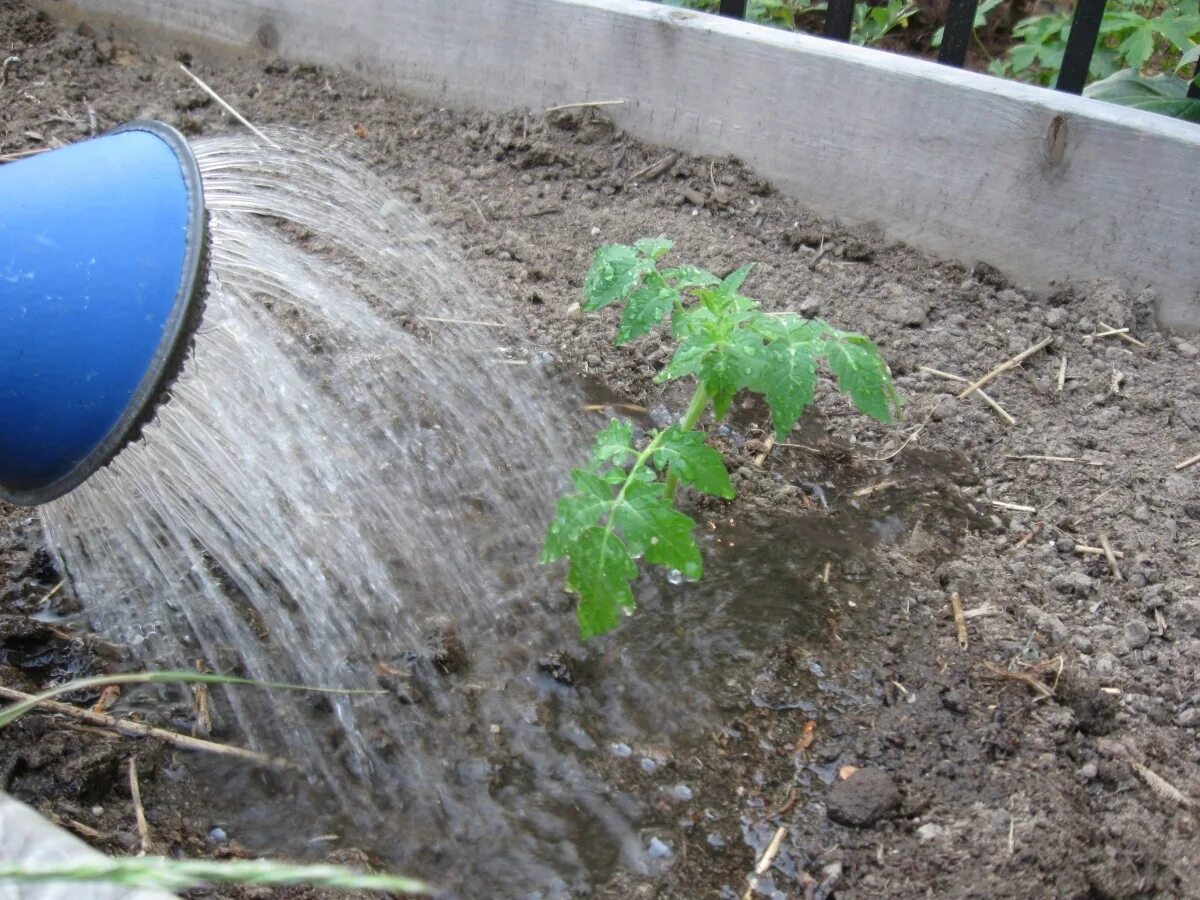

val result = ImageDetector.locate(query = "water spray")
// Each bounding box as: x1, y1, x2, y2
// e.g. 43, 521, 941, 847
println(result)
0, 121, 208, 506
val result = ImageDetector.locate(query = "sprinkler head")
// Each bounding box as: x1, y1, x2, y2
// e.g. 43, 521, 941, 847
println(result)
0, 121, 208, 506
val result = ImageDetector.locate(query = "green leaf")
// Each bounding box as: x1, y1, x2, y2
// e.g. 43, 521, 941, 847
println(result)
699, 347, 745, 419
617, 280, 678, 344
583, 244, 651, 311
657, 332, 713, 382
567, 526, 638, 638
654, 426, 735, 499
634, 236, 674, 260
754, 339, 818, 440
824, 333, 900, 424
661, 265, 721, 290
1117, 22, 1156, 70
613, 483, 703, 579
1085, 68, 1200, 122
587, 419, 635, 469
540, 476, 612, 563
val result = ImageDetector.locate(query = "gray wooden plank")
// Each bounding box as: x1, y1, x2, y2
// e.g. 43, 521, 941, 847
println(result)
40, 0, 1200, 328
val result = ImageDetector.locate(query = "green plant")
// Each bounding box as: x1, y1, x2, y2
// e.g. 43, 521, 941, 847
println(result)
659, 0, 918, 47
1085, 66, 1200, 119
542, 239, 899, 638
931, 0, 1003, 52
851, 0, 920, 46
990, 0, 1200, 87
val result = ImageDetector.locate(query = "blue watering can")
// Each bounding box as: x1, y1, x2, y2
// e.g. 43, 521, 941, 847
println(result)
0, 121, 208, 505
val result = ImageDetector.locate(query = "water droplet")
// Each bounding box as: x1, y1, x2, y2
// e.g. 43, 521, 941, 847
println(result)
610, 742, 632, 758
640, 757, 658, 774
667, 569, 683, 585
207, 827, 228, 844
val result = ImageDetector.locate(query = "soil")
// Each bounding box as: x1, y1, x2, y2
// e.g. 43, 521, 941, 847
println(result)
4, 2, 1200, 898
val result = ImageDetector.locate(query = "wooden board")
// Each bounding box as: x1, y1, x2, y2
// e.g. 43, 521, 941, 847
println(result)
43, 0, 1200, 327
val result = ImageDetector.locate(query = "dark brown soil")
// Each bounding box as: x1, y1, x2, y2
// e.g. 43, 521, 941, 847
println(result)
3, 3, 1200, 898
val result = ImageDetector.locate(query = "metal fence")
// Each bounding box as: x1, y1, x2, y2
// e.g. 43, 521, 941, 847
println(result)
707, 0, 1200, 99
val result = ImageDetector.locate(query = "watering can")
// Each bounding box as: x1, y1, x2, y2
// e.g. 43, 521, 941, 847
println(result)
0, 121, 208, 506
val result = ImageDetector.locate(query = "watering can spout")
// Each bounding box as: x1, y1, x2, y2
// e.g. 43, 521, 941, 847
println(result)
0, 121, 208, 506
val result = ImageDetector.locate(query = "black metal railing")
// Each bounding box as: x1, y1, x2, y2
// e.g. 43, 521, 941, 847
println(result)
697, 0, 1152, 97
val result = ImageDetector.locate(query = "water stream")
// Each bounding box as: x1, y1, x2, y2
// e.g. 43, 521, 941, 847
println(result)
38, 130, 971, 896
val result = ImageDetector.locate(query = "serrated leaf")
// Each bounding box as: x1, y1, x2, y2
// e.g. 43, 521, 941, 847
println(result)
661, 265, 721, 290
541, 482, 611, 563
617, 281, 677, 344
587, 419, 634, 469
824, 334, 900, 424
720, 264, 754, 296
657, 332, 712, 382
566, 527, 638, 638
633, 237, 674, 260
613, 485, 703, 579
654, 426, 735, 499
755, 340, 818, 440
1118, 23, 1156, 70
583, 244, 650, 311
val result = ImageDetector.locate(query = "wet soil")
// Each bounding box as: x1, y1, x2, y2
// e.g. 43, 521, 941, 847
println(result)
3, 3, 1200, 897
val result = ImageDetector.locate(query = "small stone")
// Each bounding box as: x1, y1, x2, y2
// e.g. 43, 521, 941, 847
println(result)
647, 837, 672, 859
1177, 708, 1200, 728
1051, 571, 1094, 596
1077, 762, 1098, 781
1173, 339, 1199, 359
826, 768, 900, 827
1173, 598, 1200, 638
670, 784, 693, 802
1122, 619, 1151, 652
537, 650, 576, 686
1044, 307, 1069, 328
915, 823, 944, 842
207, 827, 228, 844
610, 742, 632, 758
640, 757, 658, 774
424, 616, 468, 674
706, 831, 726, 850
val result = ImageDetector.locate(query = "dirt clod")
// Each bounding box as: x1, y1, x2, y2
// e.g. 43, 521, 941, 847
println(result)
825, 767, 900, 827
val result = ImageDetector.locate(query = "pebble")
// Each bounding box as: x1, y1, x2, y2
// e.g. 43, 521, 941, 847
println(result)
1174, 339, 1199, 359
207, 827, 228, 844
706, 831, 726, 850
1077, 762, 1099, 781
610, 742, 632, 758
1051, 571, 1094, 596
647, 837, 672, 859
1122, 619, 1151, 652
916, 823, 945, 842
826, 768, 900, 827
1177, 708, 1200, 728
640, 757, 658, 774
670, 784, 694, 802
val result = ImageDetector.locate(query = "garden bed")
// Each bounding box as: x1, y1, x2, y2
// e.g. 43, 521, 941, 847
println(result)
3, 3, 1200, 897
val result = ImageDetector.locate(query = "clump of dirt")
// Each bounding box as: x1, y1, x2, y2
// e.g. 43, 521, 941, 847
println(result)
3, 3, 1199, 898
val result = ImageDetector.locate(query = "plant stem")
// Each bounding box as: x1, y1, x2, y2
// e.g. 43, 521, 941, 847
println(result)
665, 382, 711, 501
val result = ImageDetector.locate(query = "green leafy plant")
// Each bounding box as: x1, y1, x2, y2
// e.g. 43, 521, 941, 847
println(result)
542, 239, 900, 638
851, 0, 920, 46
931, 0, 1003, 51
1085, 66, 1200, 120
990, 0, 1200, 87
660, 0, 917, 47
